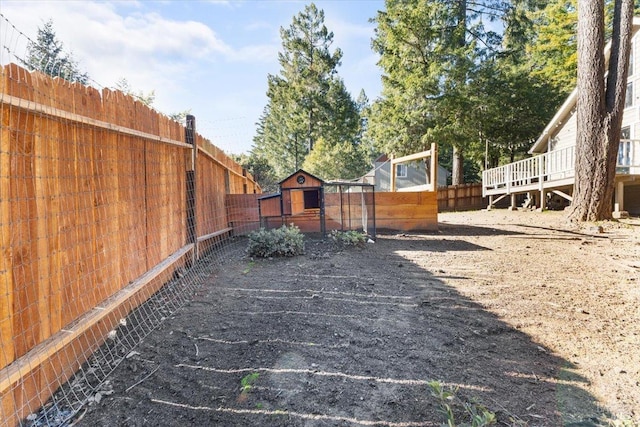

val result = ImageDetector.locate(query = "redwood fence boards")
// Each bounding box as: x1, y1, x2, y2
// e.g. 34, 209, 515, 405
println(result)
226, 194, 262, 235
375, 191, 438, 231
437, 183, 486, 212
228, 190, 439, 234
0, 64, 260, 426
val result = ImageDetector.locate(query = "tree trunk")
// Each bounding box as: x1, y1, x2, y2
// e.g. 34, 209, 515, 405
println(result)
452, 0, 466, 186
452, 145, 464, 185
568, 0, 634, 222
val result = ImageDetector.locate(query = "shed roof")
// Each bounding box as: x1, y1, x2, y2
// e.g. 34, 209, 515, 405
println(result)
278, 169, 324, 190
278, 169, 324, 185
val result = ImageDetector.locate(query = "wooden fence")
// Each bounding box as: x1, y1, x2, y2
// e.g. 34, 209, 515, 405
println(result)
227, 190, 438, 233
437, 183, 486, 212
376, 191, 438, 231
0, 64, 259, 426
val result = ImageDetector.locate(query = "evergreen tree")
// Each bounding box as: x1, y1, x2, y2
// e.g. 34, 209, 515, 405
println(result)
526, 0, 578, 96
302, 137, 370, 180
21, 20, 89, 84
457, 49, 563, 172
232, 152, 278, 193
252, 3, 361, 179
116, 78, 156, 106
369, 0, 540, 184
568, 0, 634, 221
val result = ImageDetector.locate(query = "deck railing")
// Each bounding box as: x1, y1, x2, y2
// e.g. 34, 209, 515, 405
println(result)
482, 140, 640, 196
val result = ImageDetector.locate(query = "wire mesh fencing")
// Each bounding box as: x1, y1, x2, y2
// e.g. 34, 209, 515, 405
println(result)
0, 14, 261, 426
323, 182, 376, 238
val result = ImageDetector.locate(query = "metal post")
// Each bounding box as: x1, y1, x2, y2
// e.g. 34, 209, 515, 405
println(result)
339, 185, 344, 231
185, 115, 198, 263
320, 187, 326, 235
371, 187, 376, 239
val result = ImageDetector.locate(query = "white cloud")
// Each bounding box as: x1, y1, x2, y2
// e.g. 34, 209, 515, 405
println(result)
0, 0, 383, 154
0, 1, 273, 84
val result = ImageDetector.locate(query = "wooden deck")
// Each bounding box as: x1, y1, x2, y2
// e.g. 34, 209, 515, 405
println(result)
482, 140, 640, 209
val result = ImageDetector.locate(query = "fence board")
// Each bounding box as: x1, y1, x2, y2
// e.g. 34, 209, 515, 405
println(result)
11, 90, 39, 360
0, 105, 14, 371
227, 191, 438, 233
375, 192, 438, 231
437, 183, 485, 212
197, 152, 228, 236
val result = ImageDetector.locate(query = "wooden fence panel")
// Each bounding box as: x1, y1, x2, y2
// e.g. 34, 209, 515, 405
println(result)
226, 194, 262, 235
227, 191, 438, 234
145, 138, 188, 267
8, 67, 40, 361
376, 191, 438, 231
197, 151, 228, 237
115, 135, 148, 295
0, 64, 260, 426
437, 183, 485, 212
0, 86, 14, 372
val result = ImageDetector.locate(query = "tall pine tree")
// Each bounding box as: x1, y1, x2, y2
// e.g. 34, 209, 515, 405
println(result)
21, 20, 89, 84
253, 3, 362, 179
568, 0, 634, 221
368, 0, 540, 184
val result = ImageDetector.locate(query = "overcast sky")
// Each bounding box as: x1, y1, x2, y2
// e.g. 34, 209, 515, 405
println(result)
0, 0, 384, 154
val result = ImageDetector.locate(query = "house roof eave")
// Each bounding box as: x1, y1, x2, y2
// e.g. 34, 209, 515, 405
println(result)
529, 87, 578, 154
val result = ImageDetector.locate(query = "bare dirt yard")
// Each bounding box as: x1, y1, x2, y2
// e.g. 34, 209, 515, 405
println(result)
78, 210, 640, 426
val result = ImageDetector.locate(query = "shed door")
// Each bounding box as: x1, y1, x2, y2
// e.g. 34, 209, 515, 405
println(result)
303, 189, 320, 209
291, 190, 305, 215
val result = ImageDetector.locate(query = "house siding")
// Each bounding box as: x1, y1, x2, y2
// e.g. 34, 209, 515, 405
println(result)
537, 32, 640, 155
373, 161, 448, 191
485, 18, 640, 213
550, 109, 577, 152
376, 161, 427, 191
625, 39, 637, 134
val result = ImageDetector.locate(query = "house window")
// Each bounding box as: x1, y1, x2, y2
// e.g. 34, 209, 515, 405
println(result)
396, 164, 408, 178
629, 44, 634, 76
619, 126, 631, 166
625, 82, 633, 108
621, 126, 630, 140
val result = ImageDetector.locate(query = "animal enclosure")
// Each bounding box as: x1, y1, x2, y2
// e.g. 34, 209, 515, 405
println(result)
255, 170, 379, 235
228, 170, 438, 235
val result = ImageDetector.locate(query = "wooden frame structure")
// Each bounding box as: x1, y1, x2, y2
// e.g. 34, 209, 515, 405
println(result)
390, 143, 439, 192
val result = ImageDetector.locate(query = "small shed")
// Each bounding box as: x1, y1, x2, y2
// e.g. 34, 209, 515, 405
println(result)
258, 169, 326, 233
258, 169, 376, 236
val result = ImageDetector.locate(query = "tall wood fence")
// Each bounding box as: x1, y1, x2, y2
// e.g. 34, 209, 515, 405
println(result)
0, 64, 259, 426
437, 183, 486, 212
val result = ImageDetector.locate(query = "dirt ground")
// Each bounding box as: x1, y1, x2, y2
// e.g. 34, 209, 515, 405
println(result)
77, 210, 640, 426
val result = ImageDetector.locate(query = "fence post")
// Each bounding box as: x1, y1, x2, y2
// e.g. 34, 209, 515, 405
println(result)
390, 154, 396, 192
538, 154, 544, 192
185, 115, 198, 263
430, 143, 438, 192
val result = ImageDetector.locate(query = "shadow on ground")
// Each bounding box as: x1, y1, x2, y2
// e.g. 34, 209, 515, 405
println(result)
76, 223, 608, 427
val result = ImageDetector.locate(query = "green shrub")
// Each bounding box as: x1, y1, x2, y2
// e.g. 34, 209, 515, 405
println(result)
240, 372, 260, 393
329, 230, 367, 247
247, 224, 305, 258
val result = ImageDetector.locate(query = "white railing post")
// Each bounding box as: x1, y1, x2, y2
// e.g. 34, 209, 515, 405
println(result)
506, 164, 512, 194
482, 170, 487, 197
538, 154, 544, 192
